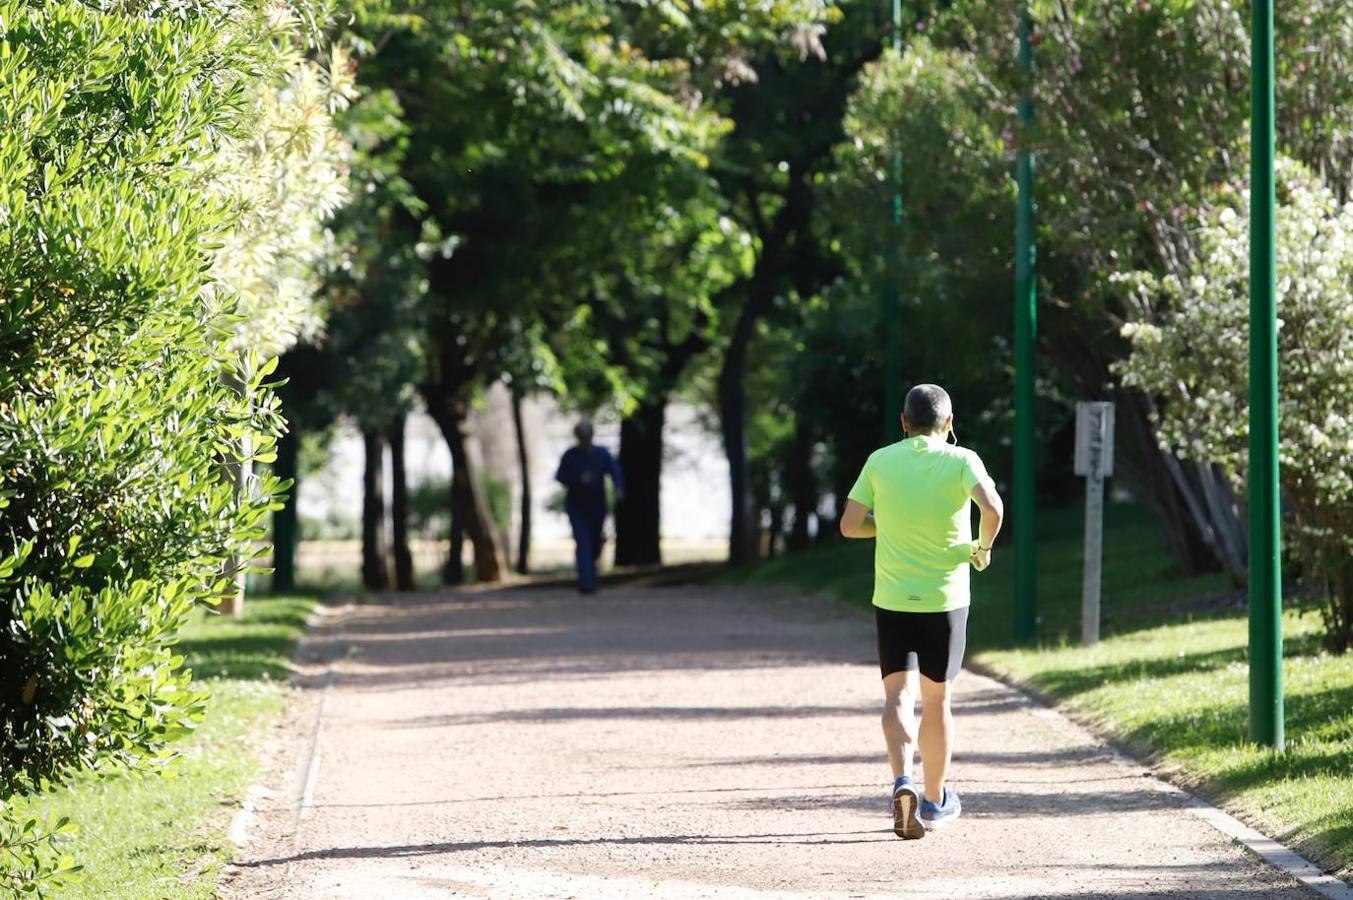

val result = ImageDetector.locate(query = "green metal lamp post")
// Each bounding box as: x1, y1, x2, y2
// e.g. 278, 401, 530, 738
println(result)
1248, 0, 1284, 750
883, 0, 904, 444
1013, 1, 1038, 644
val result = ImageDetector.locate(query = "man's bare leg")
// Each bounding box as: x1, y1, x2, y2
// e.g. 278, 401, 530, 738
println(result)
918, 674, 955, 804
884, 669, 925, 839
881, 669, 919, 779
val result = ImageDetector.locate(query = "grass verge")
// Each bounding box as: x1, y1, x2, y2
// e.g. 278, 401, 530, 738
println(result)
26, 594, 316, 899
722, 503, 1353, 880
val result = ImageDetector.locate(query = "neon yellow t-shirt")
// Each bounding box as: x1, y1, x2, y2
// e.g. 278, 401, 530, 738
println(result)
847, 434, 993, 613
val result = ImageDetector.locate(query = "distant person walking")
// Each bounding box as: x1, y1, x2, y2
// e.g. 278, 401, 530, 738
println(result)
555, 421, 624, 594
839, 384, 1004, 839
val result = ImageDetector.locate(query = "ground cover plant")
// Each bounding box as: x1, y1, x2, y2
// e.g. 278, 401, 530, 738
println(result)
16, 595, 316, 899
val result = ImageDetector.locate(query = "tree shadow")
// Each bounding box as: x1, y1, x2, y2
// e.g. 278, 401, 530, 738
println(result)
680, 753, 884, 768
388, 703, 876, 729
301, 782, 882, 811
954, 745, 1117, 767
176, 596, 319, 681
951, 687, 1038, 715
239, 829, 894, 869
1026, 646, 1248, 699
315, 585, 876, 691
718, 785, 1180, 818
1009, 628, 1330, 702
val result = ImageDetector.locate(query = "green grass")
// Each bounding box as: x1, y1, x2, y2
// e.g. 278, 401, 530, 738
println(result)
985, 614, 1353, 877
724, 504, 1236, 646
26, 594, 316, 899
724, 503, 1353, 880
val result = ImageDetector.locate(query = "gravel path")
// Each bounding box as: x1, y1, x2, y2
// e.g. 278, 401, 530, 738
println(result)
226, 583, 1318, 899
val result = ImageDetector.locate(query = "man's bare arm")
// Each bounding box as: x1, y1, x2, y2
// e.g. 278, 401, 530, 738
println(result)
839, 499, 876, 539
969, 481, 1005, 570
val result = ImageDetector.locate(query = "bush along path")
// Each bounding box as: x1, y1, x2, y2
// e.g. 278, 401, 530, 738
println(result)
225, 583, 1320, 899
0, 0, 349, 892
16, 595, 318, 899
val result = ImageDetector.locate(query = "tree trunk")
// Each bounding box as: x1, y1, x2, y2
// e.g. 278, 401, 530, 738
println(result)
444, 486, 465, 585
360, 428, 389, 591
1159, 452, 1247, 581
426, 393, 507, 583
1195, 461, 1247, 578
511, 389, 532, 575
1115, 390, 1220, 576
615, 397, 665, 567
786, 417, 816, 552
767, 503, 783, 558
715, 168, 816, 565
388, 415, 415, 591
751, 456, 779, 558
1327, 547, 1353, 653
219, 372, 250, 615
271, 421, 300, 594
817, 470, 851, 546
719, 303, 760, 564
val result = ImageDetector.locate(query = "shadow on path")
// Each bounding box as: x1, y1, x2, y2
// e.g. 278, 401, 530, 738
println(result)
234, 583, 1323, 900
240, 830, 895, 868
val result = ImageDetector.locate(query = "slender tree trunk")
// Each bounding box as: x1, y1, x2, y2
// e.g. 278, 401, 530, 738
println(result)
1116, 391, 1219, 575
511, 390, 532, 575
361, 428, 389, 591
271, 421, 300, 594
715, 169, 815, 565
1194, 461, 1247, 577
786, 417, 815, 552
219, 372, 250, 615
426, 393, 507, 583
751, 457, 779, 558
388, 415, 415, 591
1323, 572, 1342, 651
767, 502, 783, 558
445, 488, 465, 585
1330, 547, 1353, 653
719, 304, 760, 564
818, 470, 851, 545
615, 397, 665, 567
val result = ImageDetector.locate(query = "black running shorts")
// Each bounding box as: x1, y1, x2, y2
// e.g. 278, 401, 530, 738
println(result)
874, 606, 969, 682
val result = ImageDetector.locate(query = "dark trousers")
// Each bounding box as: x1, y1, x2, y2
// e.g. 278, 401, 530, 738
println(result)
569, 509, 605, 592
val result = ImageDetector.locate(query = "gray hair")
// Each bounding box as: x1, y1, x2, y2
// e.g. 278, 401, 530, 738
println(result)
903, 384, 953, 434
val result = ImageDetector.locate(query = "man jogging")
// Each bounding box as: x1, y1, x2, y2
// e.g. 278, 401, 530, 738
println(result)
839, 384, 1004, 839
555, 420, 624, 594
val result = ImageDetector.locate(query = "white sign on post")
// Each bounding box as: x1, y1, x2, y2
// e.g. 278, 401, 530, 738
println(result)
1075, 402, 1115, 646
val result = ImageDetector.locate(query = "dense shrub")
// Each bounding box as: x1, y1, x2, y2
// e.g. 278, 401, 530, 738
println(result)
1120, 160, 1353, 652
0, 2, 295, 891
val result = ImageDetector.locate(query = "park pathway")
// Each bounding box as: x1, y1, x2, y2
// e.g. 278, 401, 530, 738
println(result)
226, 582, 1320, 899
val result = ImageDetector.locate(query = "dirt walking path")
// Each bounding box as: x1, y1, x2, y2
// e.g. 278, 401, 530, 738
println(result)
226, 584, 1319, 899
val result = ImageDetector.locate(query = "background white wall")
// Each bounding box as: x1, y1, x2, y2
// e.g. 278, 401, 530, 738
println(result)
297, 386, 731, 558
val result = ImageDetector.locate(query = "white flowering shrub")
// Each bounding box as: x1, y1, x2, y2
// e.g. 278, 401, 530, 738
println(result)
205, 16, 354, 358
1119, 158, 1353, 650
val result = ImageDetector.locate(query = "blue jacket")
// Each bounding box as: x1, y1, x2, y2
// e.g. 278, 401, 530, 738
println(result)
555, 445, 623, 516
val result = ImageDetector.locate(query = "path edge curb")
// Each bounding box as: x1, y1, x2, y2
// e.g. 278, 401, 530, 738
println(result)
224, 595, 355, 863
964, 656, 1353, 900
